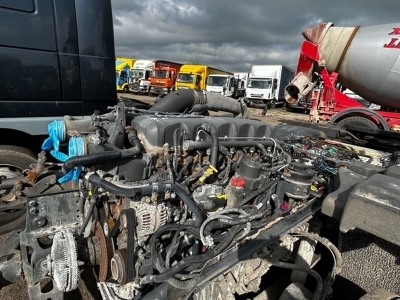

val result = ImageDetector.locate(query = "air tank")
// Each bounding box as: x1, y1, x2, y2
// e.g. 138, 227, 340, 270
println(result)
296, 22, 400, 109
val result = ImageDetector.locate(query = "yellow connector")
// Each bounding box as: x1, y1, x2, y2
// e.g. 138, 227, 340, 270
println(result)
199, 165, 218, 182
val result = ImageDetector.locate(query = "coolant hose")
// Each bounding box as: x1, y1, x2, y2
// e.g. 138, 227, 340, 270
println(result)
86, 175, 203, 226
62, 147, 141, 173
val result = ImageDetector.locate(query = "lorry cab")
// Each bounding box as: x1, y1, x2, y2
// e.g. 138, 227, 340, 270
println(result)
176, 64, 231, 91
206, 74, 236, 97
176, 65, 206, 90
115, 57, 135, 92
246, 65, 294, 111
150, 61, 183, 95
129, 59, 154, 94
150, 67, 174, 95
116, 67, 129, 92
246, 77, 274, 100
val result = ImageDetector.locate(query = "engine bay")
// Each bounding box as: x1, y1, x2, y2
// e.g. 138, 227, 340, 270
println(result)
0, 92, 399, 300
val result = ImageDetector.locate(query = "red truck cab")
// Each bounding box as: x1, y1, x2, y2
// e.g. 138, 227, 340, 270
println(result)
150, 61, 183, 96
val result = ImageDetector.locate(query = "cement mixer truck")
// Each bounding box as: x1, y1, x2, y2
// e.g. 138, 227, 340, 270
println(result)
285, 22, 400, 150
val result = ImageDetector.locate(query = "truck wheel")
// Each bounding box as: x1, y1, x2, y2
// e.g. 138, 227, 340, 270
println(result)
0, 145, 36, 197
0, 146, 37, 234
336, 116, 379, 130
123, 85, 129, 92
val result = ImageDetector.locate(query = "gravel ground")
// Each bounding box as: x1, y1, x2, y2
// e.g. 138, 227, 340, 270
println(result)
0, 93, 315, 300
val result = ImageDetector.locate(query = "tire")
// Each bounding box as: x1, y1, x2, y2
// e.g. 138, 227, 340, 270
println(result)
0, 146, 37, 234
123, 85, 129, 92
336, 116, 379, 130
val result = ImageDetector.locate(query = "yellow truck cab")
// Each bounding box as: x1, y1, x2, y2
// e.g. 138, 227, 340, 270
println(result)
175, 64, 229, 90
116, 57, 135, 92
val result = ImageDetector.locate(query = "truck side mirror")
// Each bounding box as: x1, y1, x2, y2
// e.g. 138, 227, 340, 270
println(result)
273, 79, 278, 89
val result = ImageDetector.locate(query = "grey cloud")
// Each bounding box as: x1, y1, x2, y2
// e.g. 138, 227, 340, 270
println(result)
111, 0, 400, 72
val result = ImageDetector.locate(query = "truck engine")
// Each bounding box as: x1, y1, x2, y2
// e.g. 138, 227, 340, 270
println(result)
0, 91, 399, 300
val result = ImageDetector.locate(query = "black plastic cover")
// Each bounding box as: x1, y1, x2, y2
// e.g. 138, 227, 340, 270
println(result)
340, 173, 400, 246
130, 114, 276, 148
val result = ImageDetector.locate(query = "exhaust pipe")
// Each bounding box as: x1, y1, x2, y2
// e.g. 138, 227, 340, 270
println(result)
284, 73, 316, 104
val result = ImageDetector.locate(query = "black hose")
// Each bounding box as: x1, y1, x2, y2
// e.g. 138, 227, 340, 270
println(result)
149, 89, 251, 118
176, 156, 193, 181
78, 196, 97, 236
142, 225, 239, 284
87, 175, 204, 226
127, 128, 143, 150
150, 225, 201, 290
149, 89, 200, 113
62, 146, 141, 173
218, 213, 263, 225
256, 181, 277, 214
235, 180, 278, 208
199, 123, 219, 168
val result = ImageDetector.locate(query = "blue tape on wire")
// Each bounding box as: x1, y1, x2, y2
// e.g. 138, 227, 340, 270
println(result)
41, 120, 86, 183
41, 120, 65, 151
58, 136, 86, 183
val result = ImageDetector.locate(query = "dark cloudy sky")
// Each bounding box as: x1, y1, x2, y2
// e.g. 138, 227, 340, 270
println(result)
110, 0, 399, 72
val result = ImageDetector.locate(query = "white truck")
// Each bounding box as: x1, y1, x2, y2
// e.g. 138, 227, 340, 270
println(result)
129, 59, 154, 94
205, 73, 238, 98
246, 65, 294, 114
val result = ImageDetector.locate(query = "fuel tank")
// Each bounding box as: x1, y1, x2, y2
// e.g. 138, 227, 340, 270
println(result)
302, 22, 400, 109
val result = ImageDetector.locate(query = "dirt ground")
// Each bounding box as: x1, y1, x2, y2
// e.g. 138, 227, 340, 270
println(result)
0, 93, 315, 300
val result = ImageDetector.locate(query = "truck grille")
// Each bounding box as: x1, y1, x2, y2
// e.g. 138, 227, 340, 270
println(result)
131, 82, 139, 90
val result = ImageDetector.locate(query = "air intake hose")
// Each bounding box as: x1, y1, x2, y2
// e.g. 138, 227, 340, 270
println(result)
149, 89, 251, 118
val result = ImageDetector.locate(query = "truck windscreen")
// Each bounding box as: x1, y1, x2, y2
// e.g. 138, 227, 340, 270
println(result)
207, 76, 228, 86
247, 78, 272, 89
